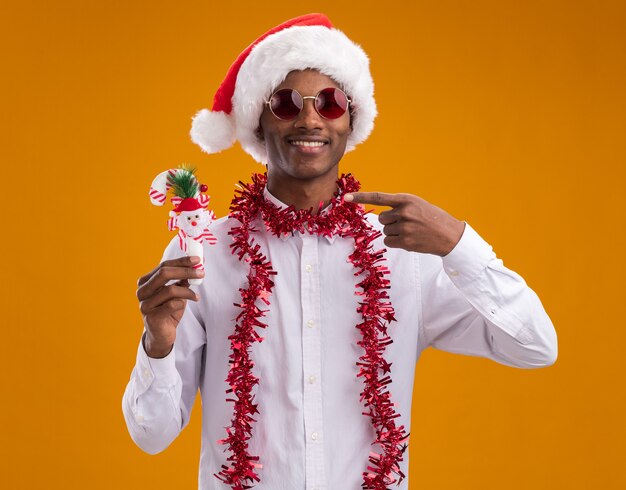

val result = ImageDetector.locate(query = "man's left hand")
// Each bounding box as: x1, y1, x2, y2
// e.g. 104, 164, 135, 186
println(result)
344, 191, 466, 257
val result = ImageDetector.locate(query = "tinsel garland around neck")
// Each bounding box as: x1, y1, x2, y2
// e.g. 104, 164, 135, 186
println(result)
215, 172, 409, 489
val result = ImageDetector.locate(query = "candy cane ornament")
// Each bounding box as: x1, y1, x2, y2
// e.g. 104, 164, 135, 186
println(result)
149, 166, 217, 285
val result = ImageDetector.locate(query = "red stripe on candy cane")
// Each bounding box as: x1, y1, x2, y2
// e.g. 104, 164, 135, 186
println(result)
166, 170, 177, 189
199, 194, 211, 208
150, 190, 166, 204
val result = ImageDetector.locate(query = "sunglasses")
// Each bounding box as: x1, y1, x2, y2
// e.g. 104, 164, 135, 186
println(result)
265, 87, 352, 120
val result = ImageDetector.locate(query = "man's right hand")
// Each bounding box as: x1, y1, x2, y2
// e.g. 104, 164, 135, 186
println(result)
136, 256, 204, 358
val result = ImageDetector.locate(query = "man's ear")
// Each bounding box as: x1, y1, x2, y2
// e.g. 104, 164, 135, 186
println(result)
255, 124, 264, 141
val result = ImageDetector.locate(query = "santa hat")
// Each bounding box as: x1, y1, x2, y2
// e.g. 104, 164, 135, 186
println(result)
190, 13, 377, 164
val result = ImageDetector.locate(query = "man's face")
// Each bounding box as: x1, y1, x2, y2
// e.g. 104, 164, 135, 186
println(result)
257, 69, 352, 182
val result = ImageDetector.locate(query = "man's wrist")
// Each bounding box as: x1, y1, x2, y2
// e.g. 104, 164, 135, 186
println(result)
440, 219, 466, 257
143, 332, 174, 359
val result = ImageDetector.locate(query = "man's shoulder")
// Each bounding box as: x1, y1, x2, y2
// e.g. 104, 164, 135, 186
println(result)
209, 214, 236, 237
211, 214, 232, 229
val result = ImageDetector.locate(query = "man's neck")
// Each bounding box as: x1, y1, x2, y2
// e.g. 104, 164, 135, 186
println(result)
266, 171, 340, 214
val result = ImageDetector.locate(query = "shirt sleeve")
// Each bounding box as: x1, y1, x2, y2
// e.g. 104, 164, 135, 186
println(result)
418, 222, 558, 368
121, 237, 207, 454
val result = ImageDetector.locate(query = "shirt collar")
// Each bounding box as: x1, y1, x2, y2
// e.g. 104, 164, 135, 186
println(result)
262, 187, 337, 244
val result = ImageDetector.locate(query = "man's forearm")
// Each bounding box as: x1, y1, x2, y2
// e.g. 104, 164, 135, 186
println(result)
122, 338, 183, 454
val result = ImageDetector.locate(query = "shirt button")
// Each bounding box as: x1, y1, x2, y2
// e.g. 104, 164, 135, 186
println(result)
311, 432, 318, 440
490, 307, 496, 315
143, 368, 151, 378
134, 414, 144, 423
307, 319, 315, 328
449, 269, 459, 277
308, 375, 316, 384
305, 264, 313, 273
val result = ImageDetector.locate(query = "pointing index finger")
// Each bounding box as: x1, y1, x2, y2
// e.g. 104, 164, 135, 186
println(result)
344, 191, 405, 207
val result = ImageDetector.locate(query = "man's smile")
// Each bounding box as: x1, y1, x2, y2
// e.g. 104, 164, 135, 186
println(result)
286, 136, 330, 154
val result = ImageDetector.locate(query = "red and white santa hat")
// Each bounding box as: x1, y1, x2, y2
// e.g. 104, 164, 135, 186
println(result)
189, 13, 377, 165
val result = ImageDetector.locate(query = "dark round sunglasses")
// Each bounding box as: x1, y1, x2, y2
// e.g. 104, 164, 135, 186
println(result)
265, 87, 352, 120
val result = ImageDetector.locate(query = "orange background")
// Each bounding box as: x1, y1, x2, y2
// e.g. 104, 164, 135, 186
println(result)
1, 1, 624, 488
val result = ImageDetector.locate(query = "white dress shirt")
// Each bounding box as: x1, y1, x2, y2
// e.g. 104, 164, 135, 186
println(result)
122, 188, 557, 490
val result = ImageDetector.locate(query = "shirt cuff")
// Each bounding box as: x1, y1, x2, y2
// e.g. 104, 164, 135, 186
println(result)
441, 222, 496, 287
134, 332, 180, 392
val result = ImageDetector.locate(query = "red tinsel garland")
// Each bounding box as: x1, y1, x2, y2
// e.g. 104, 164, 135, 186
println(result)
215, 172, 409, 489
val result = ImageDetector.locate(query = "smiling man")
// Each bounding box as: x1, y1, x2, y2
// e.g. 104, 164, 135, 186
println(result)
123, 13, 558, 490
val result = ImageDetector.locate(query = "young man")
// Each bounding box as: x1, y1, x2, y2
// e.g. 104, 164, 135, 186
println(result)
123, 14, 557, 490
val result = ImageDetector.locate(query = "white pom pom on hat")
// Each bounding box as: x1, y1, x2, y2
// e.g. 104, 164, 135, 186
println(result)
190, 109, 236, 154
190, 13, 377, 165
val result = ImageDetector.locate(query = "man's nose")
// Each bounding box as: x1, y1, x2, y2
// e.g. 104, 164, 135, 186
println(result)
294, 97, 322, 129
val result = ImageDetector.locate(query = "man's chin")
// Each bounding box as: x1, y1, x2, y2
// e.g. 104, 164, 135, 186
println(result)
283, 153, 340, 177
288, 162, 339, 181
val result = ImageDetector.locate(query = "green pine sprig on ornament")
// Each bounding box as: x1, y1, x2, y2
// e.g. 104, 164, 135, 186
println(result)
168, 164, 199, 198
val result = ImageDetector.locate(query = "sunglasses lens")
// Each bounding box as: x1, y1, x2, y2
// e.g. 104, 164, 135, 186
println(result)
316, 88, 348, 119
269, 89, 302, 120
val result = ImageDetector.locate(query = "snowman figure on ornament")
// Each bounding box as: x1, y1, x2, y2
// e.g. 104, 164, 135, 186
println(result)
149, 166, 217, 285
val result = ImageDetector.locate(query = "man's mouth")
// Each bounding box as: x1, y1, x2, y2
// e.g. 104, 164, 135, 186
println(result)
288, 140, 328, 147
287, 138, 329, 154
